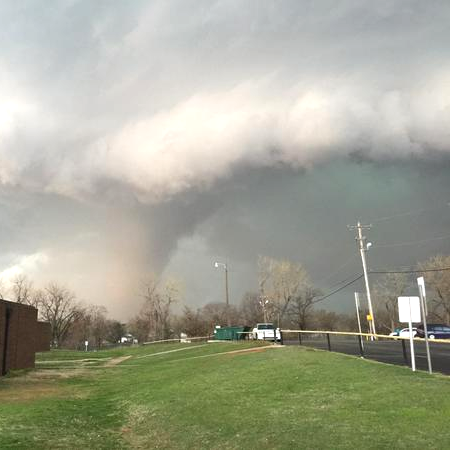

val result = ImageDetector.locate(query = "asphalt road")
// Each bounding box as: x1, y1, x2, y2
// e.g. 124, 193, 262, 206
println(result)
283, 334, 450, 375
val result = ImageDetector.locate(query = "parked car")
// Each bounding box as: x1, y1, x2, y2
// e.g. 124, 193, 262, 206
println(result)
388, 327, 403, 337
389, 327, 417, 339
252, 323, 281, 341
416, 324, 450, 339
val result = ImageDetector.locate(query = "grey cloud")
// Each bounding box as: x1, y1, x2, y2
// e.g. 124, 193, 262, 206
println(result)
1, 1, 450, 200
1, 1, 450, 318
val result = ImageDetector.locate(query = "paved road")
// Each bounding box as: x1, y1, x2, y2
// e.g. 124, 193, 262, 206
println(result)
283, 334, 450, 375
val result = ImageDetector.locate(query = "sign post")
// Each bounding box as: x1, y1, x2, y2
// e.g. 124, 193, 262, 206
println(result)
354, 292, 364, 354
417, 276, 427, 316
398, 296, 421, 372
417, 277, 432, 374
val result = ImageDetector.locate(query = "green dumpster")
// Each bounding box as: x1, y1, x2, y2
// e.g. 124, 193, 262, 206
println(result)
214, 326, 251, 340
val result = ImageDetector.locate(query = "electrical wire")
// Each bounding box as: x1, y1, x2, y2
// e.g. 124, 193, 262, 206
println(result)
315, 266, 450, 302
368, 202, 450, 224
326, 271, 364, 290
370, 266, 450, 274
316, 274, 364, 302
372, 234, 450, 249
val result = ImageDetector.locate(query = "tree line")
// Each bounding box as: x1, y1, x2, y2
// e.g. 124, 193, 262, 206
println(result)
2, 253, 450, 348
373, 254, 450, 334
0, 276, 123, 349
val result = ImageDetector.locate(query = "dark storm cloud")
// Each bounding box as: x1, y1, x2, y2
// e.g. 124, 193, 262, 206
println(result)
165, 157, 450, 311
1, 1, 450, 316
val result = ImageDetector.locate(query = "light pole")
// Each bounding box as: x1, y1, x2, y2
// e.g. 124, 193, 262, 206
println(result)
259, 296, 269, 322
214, 261, 230, 326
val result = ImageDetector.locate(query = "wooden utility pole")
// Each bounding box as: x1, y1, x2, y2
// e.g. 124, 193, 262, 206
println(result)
348, 222, 377, 336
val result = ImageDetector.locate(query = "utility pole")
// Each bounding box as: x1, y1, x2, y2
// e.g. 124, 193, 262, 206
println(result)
214, 261, 230, 326
348, 221, 377, 336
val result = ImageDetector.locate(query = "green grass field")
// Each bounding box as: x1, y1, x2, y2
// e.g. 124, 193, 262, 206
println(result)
1, 342, 450, 449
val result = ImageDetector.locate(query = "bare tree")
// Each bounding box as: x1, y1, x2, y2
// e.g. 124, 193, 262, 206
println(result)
201, 302, 240, 330
38, 283, 84, 347
373, 273, 409, 333
310, 310, 340, 331
88, 305, 108, 349
418, 255, 450, 323
105, 320, 126, 344
307, 309, 358, 332
258, 256, 311, 327
133, 275, 182, 341
287, 285, 322, 330
11, 274, 34, 304
175, 306, 210, 337
239, 291, 264, 326
127, 316, 151, 343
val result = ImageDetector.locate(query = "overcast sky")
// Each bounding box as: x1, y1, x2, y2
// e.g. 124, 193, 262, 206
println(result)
1, 1, 449, 319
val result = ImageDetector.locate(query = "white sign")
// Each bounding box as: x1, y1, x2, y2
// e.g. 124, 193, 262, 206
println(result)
417, 277, 426, 298
398, 297, 421, 372
398, 297, 421, 323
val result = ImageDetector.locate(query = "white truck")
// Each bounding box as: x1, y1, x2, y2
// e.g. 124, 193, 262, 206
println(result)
252, 323, 281, 341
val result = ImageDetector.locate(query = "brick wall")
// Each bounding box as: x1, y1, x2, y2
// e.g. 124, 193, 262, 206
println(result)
0, 301, 8, 375
0, 299, 50, 375
35, 321, 52, 352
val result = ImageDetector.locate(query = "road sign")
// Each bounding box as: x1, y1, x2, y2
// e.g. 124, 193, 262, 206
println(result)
366, 314, 372, 321
417, 277, 426, 299
398, 297, 421, 323
398, 296, 421, 372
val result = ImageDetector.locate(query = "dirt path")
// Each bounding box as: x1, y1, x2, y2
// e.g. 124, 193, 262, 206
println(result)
103, 355, 132, 366
136, 344, 208, 359
170, 344, 280, 363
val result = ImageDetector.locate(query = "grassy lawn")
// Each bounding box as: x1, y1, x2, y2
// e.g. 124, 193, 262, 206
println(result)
1, 342, 450, 449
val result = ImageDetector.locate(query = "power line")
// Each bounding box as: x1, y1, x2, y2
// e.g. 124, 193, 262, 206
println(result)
315, 266, 450, 302
370, 266, 450, 274
372, 233, 450, 249
316, 274, 364, 302
327, 271, 362, 290
369, 202, 450, 224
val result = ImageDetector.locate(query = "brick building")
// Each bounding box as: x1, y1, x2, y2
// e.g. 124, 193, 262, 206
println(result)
0, 299, 51, 376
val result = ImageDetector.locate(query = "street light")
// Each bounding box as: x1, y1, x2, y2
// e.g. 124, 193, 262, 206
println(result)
259, 296, 269, 322
214, 261, 230, 326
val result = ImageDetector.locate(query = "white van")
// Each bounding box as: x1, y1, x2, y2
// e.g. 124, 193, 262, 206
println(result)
252, 323, 281, 341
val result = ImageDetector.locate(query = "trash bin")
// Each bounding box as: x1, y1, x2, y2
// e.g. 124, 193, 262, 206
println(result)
214, 326, 251, 340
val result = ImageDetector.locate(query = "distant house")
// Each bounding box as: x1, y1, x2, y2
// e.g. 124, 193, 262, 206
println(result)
0, 299, 51, 376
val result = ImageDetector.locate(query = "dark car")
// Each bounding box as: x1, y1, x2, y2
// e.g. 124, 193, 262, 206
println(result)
416, 324, 450, 339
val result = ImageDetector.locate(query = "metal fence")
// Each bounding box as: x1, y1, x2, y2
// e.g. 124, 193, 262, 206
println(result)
281, 329, 450, 375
